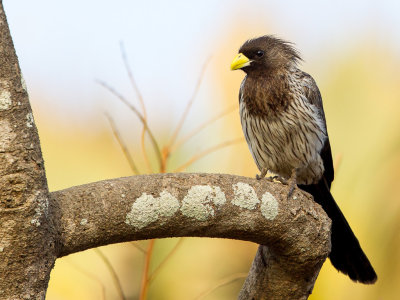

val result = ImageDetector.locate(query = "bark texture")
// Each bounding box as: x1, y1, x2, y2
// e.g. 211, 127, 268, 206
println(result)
53, 173, 331, 299
238, 245, 325, 300
54, 173, 331, 259
0, 3, 58, 299
0, 2, 331, 299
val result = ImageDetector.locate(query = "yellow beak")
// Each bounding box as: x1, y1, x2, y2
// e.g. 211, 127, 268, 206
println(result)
230, 53, 251, 70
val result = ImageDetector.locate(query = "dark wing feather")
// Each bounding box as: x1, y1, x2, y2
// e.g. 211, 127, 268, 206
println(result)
320, 138, 334, 188
298, 74, 377, 283
300, 72, 334, 187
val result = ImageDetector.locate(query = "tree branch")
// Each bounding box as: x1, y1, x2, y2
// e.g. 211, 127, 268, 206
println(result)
238, 245, 325, 300
52, 173, 331, 299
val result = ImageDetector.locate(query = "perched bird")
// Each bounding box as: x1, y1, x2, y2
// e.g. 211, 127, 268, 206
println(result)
230, 35, 377, 284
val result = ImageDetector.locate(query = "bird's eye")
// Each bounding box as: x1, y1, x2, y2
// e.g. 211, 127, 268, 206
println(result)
255, 50, 264, 58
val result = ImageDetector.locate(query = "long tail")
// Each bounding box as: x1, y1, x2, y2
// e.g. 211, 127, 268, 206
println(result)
298, 179, 377, 284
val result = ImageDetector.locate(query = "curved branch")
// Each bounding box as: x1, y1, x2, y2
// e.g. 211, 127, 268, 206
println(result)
52, 173, 331, 299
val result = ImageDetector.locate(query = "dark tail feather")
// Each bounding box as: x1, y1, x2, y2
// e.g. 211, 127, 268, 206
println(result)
298, 179, 377, 284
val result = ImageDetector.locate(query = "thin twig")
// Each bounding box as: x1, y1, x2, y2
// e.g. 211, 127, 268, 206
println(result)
139, 239, 155, 300
97, 80, 162, 171
94, 248, 126, 300
332, 153, 343, 188
139, 115, 152, 173
168, 57, 211, 148
334, 153, 343, 174
148, 238, 184, 283
170, 105, 237, 153
120, 42, 147, 120
194, 272, 248, 300
173, 138, 244, 173
120, 42, 152, 173
67, 259, 106, 300
129, 241, 147, 254
105, 113, 140, 175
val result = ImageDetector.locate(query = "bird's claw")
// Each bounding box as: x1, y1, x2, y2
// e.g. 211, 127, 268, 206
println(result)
265, 175, 278, 182
259, 175, 280, 182
255, 169, 297, 200
273, 176, 288, 185
256, 172, 288, 184
256, 169, 268, 180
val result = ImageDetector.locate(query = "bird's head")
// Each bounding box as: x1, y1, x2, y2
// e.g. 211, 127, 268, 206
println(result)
230, 35, 301, 74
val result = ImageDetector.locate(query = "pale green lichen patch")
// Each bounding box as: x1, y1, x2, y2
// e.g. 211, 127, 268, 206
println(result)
125, 190, 180, 229
80, 218, 88, 225
260, 192, 279, 220
180, 185, 226, 221
0, 89, 11, 110
232, 182, 259, 210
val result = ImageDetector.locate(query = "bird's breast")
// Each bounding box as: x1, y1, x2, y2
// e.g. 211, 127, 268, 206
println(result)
240, 92, 327, 184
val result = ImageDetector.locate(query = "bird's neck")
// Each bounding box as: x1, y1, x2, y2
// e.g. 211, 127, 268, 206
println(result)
243, 68, 292, 117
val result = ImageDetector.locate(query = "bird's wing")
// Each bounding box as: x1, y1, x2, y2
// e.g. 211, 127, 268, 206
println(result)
300, 72, 335, 187
300, 72, 326, 122
320, 138, 334, 188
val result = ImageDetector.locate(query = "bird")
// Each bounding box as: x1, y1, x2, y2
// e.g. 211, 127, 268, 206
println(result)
230, 35, 377, 284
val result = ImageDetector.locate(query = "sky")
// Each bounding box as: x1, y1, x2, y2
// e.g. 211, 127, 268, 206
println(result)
3, 0, 400, 126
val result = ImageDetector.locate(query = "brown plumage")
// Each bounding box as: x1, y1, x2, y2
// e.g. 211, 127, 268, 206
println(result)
231, 35, 377, 284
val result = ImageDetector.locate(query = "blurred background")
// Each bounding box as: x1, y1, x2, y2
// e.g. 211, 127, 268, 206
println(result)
4, 0, 400, 299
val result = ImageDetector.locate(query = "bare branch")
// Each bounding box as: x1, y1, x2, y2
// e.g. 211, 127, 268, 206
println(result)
97, 80, 162, 171
129, 242, 148, 254
168, 58, 211, 148
119, 43, 152, 173
51, 173, 331, 299
67, 259, 106, 300
195, 272, 247, 300
94, 248, 126, 300
173, 138, 244, 172
105, 113, 140, 175
54, 173, 330, 256
139, 239, 155, 300
170, 105, 238, 153
120, 42, 147, 121
148, 238, 184, 283
333, 153, 343, 174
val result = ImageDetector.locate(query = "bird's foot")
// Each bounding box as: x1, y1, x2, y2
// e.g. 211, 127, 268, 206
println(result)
273, 176, 288, 185
256, 168, 268, 180
264, 175, 279, 182
260, 174, 288, 184
256, 170, 292, 189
